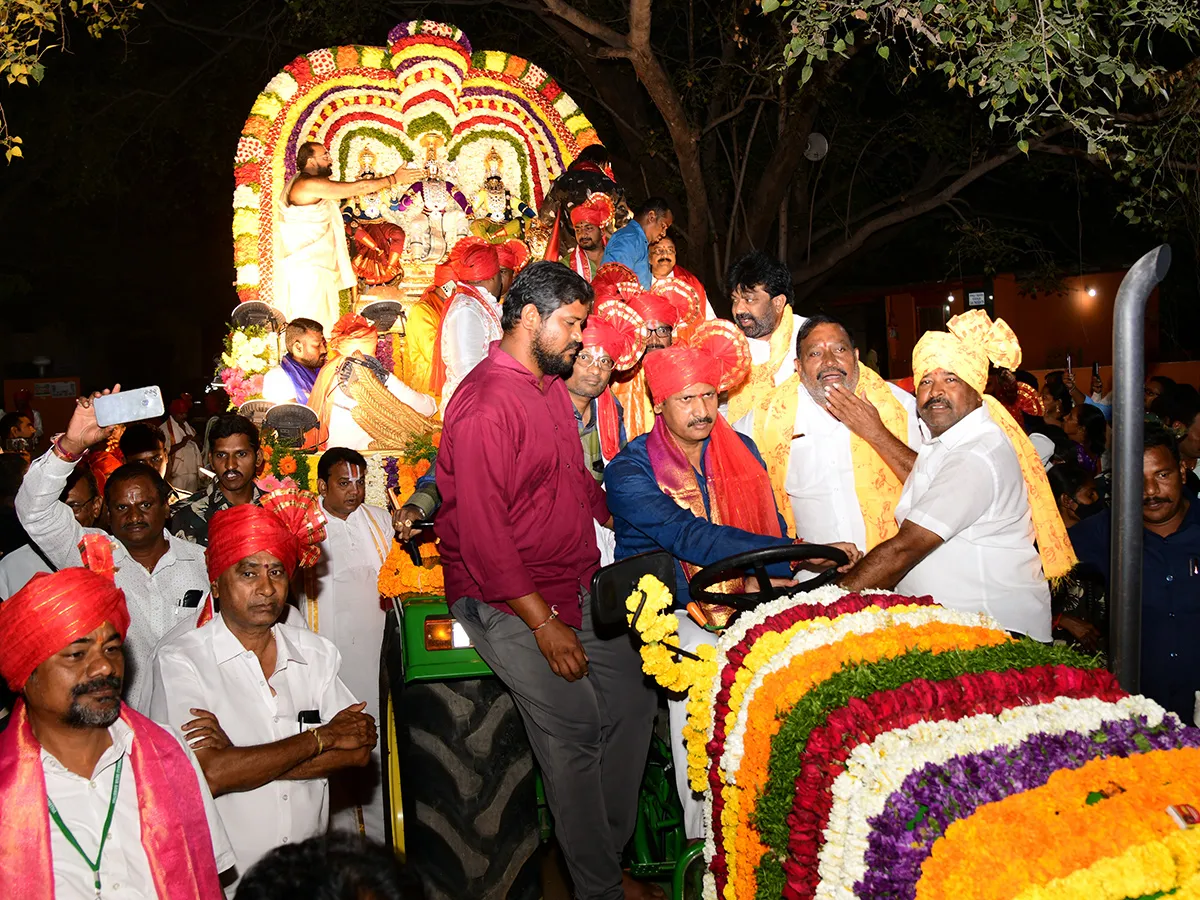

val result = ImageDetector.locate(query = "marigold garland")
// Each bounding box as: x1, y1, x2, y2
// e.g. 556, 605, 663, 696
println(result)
1012, 830, 1200, 900
917, 749, 1200, 900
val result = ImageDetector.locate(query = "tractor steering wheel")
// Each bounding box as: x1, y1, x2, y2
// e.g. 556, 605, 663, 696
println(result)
687, 543, 851, 611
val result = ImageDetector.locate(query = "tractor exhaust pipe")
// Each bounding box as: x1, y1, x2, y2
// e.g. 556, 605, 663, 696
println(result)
1109, 243, 1171, 692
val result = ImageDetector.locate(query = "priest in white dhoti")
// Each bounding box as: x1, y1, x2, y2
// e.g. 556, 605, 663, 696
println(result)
303, 448, 396, 841
276, 141, 419, 332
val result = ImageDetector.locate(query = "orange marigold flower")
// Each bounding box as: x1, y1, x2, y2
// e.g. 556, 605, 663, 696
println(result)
279, 455, 297, 476
414, 459, 431, 477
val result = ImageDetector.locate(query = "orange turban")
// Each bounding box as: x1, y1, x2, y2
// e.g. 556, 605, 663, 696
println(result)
205, 491, 327, 583
0, 539, 128, 690
433, 263, 456, 290
329, 313, 376, 352
496, 239, 531, 275
911, 309, 1076, 580
581, 299, 645, 372
570, 193, 614, 229
448, 236, 500, 282
625, 290, 679, 327
591, 262, 641, 301
643, 320, 750, 402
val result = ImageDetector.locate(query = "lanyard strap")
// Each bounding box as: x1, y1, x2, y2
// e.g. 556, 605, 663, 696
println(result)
47, 756, 124, 896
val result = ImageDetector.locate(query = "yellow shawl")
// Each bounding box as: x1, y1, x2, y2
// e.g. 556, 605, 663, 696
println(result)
912, 309, 1077, 580
753, 366, 911, 548
725, 305, 795, 424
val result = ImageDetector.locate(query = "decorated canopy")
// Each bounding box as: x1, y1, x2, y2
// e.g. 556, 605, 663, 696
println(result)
231, 20, 601, 307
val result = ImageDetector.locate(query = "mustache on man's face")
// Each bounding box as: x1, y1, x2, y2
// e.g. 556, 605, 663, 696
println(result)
73, 675, 122, 696
687, 416, 714, 428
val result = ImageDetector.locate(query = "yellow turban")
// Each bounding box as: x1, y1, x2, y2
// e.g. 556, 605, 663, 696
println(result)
912, 309, 1076, 580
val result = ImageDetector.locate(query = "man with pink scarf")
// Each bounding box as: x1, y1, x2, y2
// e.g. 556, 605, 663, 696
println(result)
0, 541, 233, 899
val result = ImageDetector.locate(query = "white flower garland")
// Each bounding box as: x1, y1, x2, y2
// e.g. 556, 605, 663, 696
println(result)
720, 605, 1001, 780
814, 694, 1166, 900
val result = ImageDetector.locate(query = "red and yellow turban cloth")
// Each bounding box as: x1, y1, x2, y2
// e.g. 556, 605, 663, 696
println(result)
0, 538, 126, 690
205, 492, 327, 585
912, 309, 1076, 580
448, 235, 500, 282
581, 299, 646, 461
569, 193, 615, 230
625, 289, 681, 329
591, 262, 641, 302
496, 239, 531, 275
642, 321, 774, 623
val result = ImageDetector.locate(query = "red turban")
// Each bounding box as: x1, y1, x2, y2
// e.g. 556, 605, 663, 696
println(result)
625, 290, 679, 327
433, 263, 456, 290
591, 262, 640, 301
329, 313, 376, 352
496, 239, 531, 274
169, 397, 190, 417
448, 236, 500, 282
205, 491, 327, 583
0, 538, 128, 690
582, 299, 647, 372
643, 320, 751, 402
570, 193, 614, 229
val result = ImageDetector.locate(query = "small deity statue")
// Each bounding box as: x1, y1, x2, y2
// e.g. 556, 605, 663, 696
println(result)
396, 132, 473, 261
342, 147, 406, 285
470, 146, 535, 244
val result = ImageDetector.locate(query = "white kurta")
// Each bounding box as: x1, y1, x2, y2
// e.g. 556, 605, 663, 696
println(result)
895, 405, 1051, 639
302, 501, 393, 841
439, 286, 502, 409
277, 184, 356, 332
163, 417, 203, 494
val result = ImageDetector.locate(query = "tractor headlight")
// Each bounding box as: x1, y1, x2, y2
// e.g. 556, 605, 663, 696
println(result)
424, 616, 473, 651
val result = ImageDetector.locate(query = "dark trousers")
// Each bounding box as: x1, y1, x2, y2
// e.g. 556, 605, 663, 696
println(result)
452, 596, 657, 900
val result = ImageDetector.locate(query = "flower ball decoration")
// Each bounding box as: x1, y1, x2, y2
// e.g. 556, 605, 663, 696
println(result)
623, 577, 1200, 900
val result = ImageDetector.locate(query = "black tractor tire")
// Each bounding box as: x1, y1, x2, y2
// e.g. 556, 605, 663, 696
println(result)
381, 616, 541, 900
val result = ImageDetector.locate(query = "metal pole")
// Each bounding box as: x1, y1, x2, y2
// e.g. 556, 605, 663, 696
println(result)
1110, 243, 1171, 692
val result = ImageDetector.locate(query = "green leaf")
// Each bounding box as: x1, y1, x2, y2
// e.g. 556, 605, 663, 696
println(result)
1085, 790, 1106, 805
801, 64, 813, 83
1017, 138, 1029, 154
877, 45, 890, 60
761, 0, 780, 12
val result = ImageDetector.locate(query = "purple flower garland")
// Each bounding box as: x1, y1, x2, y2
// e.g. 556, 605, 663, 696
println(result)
382, 455, 400, 492
857, 715, 1200, 900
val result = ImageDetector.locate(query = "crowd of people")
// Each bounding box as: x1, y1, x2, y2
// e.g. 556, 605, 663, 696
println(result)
0, 140, 1196, 900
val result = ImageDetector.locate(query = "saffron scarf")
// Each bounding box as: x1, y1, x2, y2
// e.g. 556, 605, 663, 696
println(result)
725, 305, 795, 424
429, 282, 500, 398
753, 368, 911, 548
596, 388, 623, 462
569, 246, 598, 282
0, 701, 225, 900
612, 367, 655, 440
646, 414, 782, 624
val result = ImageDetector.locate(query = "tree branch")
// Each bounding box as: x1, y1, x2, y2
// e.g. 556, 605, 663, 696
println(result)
794, 125, 1071, 283
702, 92, 776, 135
536, 0, 627, 48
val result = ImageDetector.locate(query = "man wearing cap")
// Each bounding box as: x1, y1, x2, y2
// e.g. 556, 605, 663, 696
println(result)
0, 549, 234, 899
309, 313, 439, 451
151, 500, 376, 892
611, 288, 683, 441
263, 318, 328, 407
604, 322, 859, 837
566, 193, 615, 281
724, 250, 808, 424
840, 310, 1076, 639
402, 267, 456, 397
496, 238, 531, 298
435, 235, 506, 407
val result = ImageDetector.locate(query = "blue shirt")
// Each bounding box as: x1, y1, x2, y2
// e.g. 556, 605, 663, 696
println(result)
605, 430, 793, 605
601, 219, 652, 288
1069, 494, 1200, 721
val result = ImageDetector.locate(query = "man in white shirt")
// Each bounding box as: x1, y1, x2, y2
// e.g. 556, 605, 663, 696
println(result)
17, 390, 211, 712
723, 251, 807, 423
439, 235, 505, 407
0, 463, 102, 599
151, 501, 376, 892
839, 310, 1077, 638
303, 447, 394, 841
0, 561, 233, 900
262, 318, 327, 406
163, 397, 204, 494
735, 315, 920, 567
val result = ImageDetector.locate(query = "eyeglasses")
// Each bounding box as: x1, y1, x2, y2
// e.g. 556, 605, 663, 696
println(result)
646, 325, 673, 337
577, 353, 615, 372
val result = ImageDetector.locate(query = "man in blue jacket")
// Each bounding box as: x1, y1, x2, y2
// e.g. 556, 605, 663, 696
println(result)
601, 197, 673, 288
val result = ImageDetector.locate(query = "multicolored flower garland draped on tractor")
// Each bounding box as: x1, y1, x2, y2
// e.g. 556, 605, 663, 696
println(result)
623, 577, 1200, 900
232, 19, 600, 307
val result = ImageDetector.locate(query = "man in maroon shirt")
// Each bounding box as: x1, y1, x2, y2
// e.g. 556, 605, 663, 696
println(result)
438, 261, 658, 900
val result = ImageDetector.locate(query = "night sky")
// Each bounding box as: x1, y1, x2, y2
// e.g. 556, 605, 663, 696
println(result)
0, 1, 1193, 400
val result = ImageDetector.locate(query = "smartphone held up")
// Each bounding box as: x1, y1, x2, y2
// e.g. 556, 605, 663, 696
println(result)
94, 386, 165, 428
